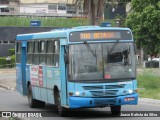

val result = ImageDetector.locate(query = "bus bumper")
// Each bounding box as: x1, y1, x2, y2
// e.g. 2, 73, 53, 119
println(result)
68, 93, 138, 108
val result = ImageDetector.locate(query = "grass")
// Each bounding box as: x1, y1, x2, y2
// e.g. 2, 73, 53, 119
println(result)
0, 16, 115, 27
137, 69, 160, 99
0, 17, 90, 27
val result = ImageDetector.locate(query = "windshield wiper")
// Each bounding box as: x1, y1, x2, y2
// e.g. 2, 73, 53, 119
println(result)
84, 42, 97, 58
108, 40, 119, 55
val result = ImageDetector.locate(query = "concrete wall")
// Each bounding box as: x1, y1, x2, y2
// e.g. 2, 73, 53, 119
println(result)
20, 3, 67, 14
0, 27, 55, 42
0, 27, 56, 56
0, 43, 14, 57
20, 4, 48, 13
20, 0, 74, 4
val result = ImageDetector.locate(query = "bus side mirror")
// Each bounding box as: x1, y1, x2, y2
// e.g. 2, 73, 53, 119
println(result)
64, 53, 69, 64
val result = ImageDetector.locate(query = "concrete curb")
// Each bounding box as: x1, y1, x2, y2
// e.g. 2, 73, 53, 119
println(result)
0, 68, 16, 74
138, 98, 160, 105
0, 71, 16, 74
0, 84, 16, 91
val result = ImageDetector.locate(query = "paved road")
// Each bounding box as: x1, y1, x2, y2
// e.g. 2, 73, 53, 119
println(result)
0, 69, 16, 89
0, 70, 160, 120
0, 88, 160, 120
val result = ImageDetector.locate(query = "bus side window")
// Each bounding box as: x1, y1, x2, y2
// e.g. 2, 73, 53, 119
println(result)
27, 42, 33, 64
16, 42, 21, 63
53, 40, 60, 67
33, 41, 39, 65
46, 40, 54, 66
39, 41, 46, 65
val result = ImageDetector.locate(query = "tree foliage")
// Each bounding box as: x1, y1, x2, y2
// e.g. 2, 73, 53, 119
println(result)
125, 0, 160, 56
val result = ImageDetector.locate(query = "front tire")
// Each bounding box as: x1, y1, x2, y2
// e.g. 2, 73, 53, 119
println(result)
54, 90, 67, 117
110, 105, 121, 116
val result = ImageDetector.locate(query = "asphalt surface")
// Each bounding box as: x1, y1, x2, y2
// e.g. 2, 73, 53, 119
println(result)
0, 69, 160, 120
0, 68, 16, 90
0, 88, 160, 120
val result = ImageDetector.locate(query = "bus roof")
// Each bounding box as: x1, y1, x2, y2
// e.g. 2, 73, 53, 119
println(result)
16, 26, 132, 41
16, 30, 67, 41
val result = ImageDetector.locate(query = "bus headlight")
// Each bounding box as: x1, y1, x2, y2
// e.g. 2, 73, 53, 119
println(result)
75, 92, 80, 96
128, 90, 133, 94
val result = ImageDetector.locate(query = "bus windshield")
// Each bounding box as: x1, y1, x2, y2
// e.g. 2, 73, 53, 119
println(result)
68, 42, 136, 81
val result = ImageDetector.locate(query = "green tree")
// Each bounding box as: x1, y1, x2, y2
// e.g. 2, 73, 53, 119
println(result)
125, 0, 160, 56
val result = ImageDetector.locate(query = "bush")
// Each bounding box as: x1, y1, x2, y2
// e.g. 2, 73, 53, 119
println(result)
9, 49, 15, 56
11, 55, 15, 67
0, 55, 15, 68
0, 57, 7, 68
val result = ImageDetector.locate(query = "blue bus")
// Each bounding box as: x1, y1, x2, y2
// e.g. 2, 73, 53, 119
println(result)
16, 26, 138, 116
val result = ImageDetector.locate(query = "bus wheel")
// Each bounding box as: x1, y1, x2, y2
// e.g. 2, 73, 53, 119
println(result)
110, 105, 121, 116
28, 85, 45, 108
54, 91, 67, 117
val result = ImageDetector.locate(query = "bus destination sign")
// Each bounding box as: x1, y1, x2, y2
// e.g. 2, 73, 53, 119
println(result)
80, 32, 120, 40
69, 30, 132, 42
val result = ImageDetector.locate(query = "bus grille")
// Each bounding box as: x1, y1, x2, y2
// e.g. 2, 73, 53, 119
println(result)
105, 84, 125, 89
90, 90, 118, 97
83, 86, 103, 90
83, 84, 125, 97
